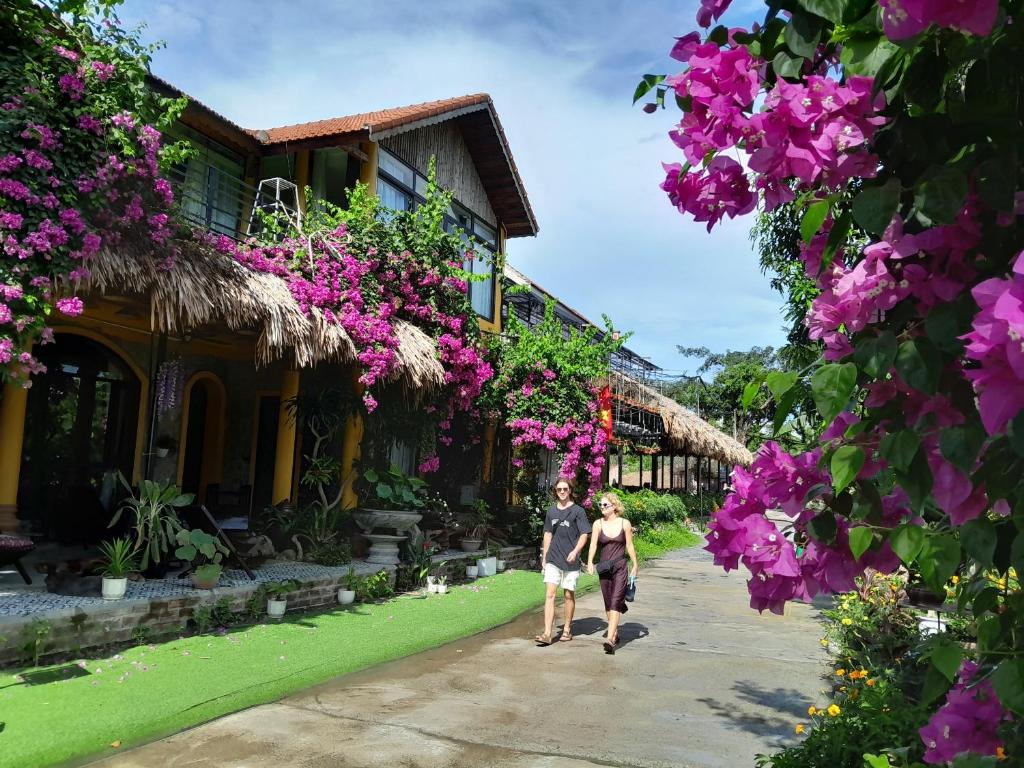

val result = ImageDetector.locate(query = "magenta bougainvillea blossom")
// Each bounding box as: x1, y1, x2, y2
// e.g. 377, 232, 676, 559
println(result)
879, 0, 999, 40
919, 660, 1006, 763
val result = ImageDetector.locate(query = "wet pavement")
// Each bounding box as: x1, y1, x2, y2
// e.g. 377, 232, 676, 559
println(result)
93, 547, 828, 768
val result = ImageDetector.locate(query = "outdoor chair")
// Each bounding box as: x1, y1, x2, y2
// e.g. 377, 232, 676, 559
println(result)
0, 532, 36, 584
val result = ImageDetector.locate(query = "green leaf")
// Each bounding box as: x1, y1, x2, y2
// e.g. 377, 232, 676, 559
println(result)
960, 518, 997, 568
924, 297, 972, 354
632, 74, 665, 105
930, 640, 963, 682
1008, 412, 1024, 457
863, 756, 891, 768
890, 524, 925, 565
840, 35, 902, 78
853, 331, 897, 379
992, 660, 1024, 715
784, 12, 822, 58
820, 211, 852, 272
773, 386, 801, 435
375, 483, 393, 499
852, 178, 901, 237
895, 338, 943, 394
897, 447, 933, 511
973, 587, 1000, 617
914, 165, 968, 226
831, 446, 865, 493
848, 526, 874, 561
795, 0, 859, 23
810, 363, 858, 424
919, 534, 961, 594
773, 50, 804, 79
977, 153, 1018, 212
741, 380, 761, 410
766, 371, 799, 401
939, 424, 985, 473
880, 430, 920, 471
800, 200, 830, 244
808, 511, 837, 545
921, 663, 953, 704
363, 468, 379, 483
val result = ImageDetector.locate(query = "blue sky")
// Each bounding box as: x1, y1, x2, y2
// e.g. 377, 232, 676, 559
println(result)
119, 0, 784, 374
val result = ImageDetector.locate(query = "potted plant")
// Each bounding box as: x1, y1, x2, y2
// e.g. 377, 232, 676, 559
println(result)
265, 579, 301, 618
435, 574, 448, 595
154, 434, 178, 459
174, 528, 230, 589
460, 499, 491, 552
338, 567, 358, 605
354, 464, 430, 533
427, 560, 448, 594
109, 475, 194, 576
98, 537, 137, 600
477, 539, 501, 577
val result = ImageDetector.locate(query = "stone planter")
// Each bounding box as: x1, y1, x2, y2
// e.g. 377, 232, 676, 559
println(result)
337, 589, 355, 605
460, 538, 483, 552
497, 559, 506, 572
466, 565, 478, 579
476, 556, 497, 577
363, 533, 406, 566
267, 598, 287, 618
101, 577, 127, 601
353, 509, 423, 534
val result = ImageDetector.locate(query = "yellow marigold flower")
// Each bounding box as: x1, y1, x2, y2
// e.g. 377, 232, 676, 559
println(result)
866, 678, 876, 687
808, 706, 817, 716
996, 747, 1006, 760
827, 704, 841, 717
819, 638, 829, 647
890, 583, 899, 592
795, 724, 805, 735
842, 617, 853, 626
836, 668, 846, 677
950, 575, 959, 584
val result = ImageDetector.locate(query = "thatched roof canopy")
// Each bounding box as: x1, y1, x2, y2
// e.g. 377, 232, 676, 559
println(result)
76, 244, 445, 391
614, 374, 753, 467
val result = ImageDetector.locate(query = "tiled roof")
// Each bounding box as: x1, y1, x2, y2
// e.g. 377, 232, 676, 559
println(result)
254, 94, 492, 144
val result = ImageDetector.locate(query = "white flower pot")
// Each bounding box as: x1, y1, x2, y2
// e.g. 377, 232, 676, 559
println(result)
337, 589, 355, 605
267, 598, 287, 618
102, 577, 127, 601
466, 565, 478, 578
436, 583, 448, 594
476, 556, 497, 577
426, 576, 437, 592
497, 559, 506, 572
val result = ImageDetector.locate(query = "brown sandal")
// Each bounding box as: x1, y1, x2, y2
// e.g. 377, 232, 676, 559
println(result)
560, 630, 573, 642
535, 633, 553, 646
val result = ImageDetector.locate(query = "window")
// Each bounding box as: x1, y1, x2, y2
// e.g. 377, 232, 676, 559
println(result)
167, 123, 246, 238
311, 148, 349, 208
375, 148, 500, 321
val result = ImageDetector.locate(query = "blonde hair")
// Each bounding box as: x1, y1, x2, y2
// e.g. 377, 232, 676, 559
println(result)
599, 493, 625, 516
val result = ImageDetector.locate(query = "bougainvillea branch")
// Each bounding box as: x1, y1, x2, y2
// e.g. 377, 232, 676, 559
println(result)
640, 0, 1024, 761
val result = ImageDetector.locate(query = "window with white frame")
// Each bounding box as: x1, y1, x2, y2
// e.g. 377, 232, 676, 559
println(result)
375, 148, 498, 321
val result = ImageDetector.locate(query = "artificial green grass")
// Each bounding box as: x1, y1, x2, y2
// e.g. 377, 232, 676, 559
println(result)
634, 523, 702, 562
0, 529, 699, 767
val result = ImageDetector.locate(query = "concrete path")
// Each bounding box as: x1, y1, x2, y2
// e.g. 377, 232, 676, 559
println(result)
93, 547, 828, 768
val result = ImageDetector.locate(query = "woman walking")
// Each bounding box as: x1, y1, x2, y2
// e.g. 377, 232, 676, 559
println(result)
587, 492, 638, 654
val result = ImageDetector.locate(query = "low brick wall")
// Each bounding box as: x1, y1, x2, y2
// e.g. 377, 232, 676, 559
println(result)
433, 545, 537, 580
0, 563, 391, 667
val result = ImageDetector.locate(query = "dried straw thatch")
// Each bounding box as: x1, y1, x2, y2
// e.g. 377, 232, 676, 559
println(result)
78, 244, 445, 391
613, 372, 753, 467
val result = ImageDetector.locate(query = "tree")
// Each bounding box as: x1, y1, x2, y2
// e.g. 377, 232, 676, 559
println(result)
669, 346, 780, 449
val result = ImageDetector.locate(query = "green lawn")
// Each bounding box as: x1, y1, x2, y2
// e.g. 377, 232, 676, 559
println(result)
0, 529, 699, 767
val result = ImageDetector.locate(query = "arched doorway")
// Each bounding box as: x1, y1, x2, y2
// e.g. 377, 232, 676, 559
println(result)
19, 333, 142, 543
177, 373, 226, 504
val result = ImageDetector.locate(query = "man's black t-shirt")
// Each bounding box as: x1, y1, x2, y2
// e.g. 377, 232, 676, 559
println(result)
544, 503, 590, 571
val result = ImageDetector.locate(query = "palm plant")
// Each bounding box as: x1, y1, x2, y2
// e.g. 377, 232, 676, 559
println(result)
98, 537, 138, 579
109, 475, 194, 570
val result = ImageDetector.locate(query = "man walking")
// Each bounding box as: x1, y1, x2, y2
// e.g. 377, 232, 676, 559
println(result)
536, 477, 590, 645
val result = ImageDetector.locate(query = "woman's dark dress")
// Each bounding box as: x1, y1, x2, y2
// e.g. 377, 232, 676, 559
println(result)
598, 526, 628, 613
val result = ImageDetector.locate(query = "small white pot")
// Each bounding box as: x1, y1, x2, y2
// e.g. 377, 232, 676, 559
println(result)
101, 577, 127, 601
476, 556, 497, 577
466, 565, 478, 578
337, 589, 355, 605
427, 583, 438, 594
496, 559, 506, 572
436, 583, 448, 594
267, 598, 287, 618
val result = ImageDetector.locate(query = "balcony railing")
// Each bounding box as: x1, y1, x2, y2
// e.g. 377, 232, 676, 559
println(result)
167, 160, 300, 241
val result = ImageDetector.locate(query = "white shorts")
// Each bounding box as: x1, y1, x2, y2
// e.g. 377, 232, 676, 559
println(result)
543, 563, 580, 591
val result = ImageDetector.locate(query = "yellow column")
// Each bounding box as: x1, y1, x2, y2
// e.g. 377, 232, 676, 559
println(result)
481, 420, 497, 484
340, 367, 364, 510
0, 382, 29, 531
271, 369, 300, 505
359, 141, 378, 190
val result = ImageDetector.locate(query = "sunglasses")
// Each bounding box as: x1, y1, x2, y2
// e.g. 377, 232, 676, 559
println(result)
555, 487, 569, 493
599, 502, 612, 509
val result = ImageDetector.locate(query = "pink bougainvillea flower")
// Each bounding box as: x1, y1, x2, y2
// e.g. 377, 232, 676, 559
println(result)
920, 660, 1006, 764
696, 0, 732, 28
879, 0, 998, 40
55, 297, 84, 317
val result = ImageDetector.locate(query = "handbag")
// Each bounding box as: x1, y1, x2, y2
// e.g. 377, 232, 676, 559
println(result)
624, 575, 637, 602
595, 556, 624, 575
